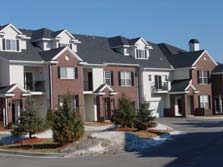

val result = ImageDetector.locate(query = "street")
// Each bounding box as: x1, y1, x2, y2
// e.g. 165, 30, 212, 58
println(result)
0, 118, 222, 167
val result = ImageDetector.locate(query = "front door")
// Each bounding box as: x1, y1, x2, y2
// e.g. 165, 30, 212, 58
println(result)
190, 96, 195, 115
177, 99, 182, 114
12, 101, 20, 124
12, 103, 16, 124
104, 97, 111, 120
155, 75, 162, 89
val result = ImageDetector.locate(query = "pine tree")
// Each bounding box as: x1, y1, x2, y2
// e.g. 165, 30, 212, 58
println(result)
134, 102, 156, 130
52, 94, 84, 145
112, 94, 136, 127
12, 97, 43, 138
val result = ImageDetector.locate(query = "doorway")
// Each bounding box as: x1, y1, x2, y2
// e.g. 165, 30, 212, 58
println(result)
12, 100, 21, 124
104, 97, 111, 120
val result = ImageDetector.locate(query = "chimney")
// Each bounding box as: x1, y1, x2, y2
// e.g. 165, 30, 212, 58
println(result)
189, 39, 200, 52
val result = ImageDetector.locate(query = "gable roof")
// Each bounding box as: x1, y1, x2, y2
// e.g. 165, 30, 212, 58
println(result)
212, 63, 223, 74
159, 43, 205, 68
39, 47, 65, 61
169, 79, 191, 93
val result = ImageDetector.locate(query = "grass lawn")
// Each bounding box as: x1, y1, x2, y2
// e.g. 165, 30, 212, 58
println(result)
0, 138, 63, 153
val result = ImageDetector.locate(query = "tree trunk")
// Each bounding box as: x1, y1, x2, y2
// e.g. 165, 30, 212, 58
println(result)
29, 132, 32, 139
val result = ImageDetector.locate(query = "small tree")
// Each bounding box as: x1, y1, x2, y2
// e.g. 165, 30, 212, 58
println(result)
112, 94, 136, 127
12, 97, 43, 138
134, 102, 156, 130
45, 108, 54, 128
52, 94, 84, 145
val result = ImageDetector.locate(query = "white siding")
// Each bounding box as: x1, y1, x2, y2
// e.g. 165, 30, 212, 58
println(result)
0, 59, 10, 86
9, 65, 24, 87
84, 95, 95, 121
141, 70, 170, 117
92, 67, 104, 91
172, 69, 190, 80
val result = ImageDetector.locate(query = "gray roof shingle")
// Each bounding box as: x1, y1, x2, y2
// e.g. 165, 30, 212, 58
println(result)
169, 79, 191, 92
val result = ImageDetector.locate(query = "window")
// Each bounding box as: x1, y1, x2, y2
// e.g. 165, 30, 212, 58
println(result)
104, 71, 112, 86
199, 95, 209, 109
198, 70, 209, 84
148, 75, 152, 81
5, 39, 17, 51
136, 49, 147, 59
58, 95, 79, 110
59, 67, 76, 79
120, 72, 132, 86
164, 75, 168, 81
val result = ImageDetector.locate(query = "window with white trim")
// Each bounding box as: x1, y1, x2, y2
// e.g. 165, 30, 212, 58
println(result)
5, 39, 17, 51
136, 49, 147, 59
198, 70, 209, 84
120, 72, 132, 86
59, 67, 75, 79
199, 95, 209, 109
104, 71, 112, 86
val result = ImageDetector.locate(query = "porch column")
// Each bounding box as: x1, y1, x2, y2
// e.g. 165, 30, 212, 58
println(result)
93, 96, 98, 121
183, 95, 188, 117
219, 95, 223, 114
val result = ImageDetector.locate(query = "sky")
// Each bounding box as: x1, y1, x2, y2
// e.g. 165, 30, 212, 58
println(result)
0, 0, 222, 62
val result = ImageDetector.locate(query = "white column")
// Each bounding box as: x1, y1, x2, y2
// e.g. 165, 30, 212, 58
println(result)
93, 97, 98, 121
219, 95, 223, 114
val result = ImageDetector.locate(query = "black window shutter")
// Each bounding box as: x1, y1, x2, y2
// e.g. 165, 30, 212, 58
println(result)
111, 71, 114, 86
208, 96, 211, 109
207, 71, 210, 83
118, 71, 121, 86
57, 67, 60, 78
197, 71, 200, 84
58, 43, 61, 48
16, 40, 19, 51
70, 44, 72, 49
131, 72, 134, 86
75, 67, 78, 79
75, 95, 79, 107
2, 38, 5, 50
198, 96, 200, 108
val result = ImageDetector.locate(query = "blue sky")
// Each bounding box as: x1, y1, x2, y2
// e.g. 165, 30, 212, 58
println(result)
1, 0, 222, 62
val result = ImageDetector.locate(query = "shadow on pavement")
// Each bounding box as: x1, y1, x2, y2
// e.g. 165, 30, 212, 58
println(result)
124, 131, 223, 167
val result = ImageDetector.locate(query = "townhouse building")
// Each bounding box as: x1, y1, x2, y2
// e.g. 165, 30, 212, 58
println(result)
211, 64, 223, 114
0, 23, 220, 127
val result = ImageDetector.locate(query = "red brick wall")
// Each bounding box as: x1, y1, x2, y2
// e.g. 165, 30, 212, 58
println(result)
51, 50, 84, 117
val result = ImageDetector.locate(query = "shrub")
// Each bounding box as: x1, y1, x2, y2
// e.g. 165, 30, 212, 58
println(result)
112, 94, 136, 128
45, 108, 54, 128
134, 102, 156, 130
52, 94, 84, 145
12, 97, 43, 138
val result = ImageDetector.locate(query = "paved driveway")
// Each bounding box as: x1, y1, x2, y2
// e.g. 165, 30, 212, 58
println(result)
0, 118, 223, 167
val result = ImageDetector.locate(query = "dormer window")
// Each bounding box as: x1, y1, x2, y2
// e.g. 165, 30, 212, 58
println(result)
2, 39, 19, 51
58, 43, 72, 49
136, 49, 147, 59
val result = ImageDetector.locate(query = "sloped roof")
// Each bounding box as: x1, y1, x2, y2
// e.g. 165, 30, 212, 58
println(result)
169, 79, 191, 92
159, 43, 204, 68
212, 63, 223, 73
0, 84, 16, 94
39, 47, 65, 61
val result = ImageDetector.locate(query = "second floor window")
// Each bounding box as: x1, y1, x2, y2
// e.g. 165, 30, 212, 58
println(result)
120, 71, 132, 86
58, 67, 77, 79
58, 43, 72, 49
136, 49, 147, 59
3, 39, 19, 51
104, 71, 113, 86
198, 70, 209, 84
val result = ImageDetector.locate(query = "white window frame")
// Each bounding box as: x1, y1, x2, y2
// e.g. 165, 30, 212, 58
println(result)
120, 72, 132, 86
136, 49, 147, 59
5, 39, 17, 51
60, 67, 75, 79
198, 70, 209, 84
104, 71, 112, 86
60, 43, 70, 47
199, 95, 209, 109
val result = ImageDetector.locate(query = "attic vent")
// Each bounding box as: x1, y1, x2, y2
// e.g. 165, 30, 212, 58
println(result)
160, 57, 163, 61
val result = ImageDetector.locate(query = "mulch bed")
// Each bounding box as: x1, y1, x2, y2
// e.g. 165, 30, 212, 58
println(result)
16, 137, 46, 145
114, 127, 137, 132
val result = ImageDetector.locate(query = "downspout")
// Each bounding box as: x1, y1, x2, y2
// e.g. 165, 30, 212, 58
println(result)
49, 64, 53, 109
5, 98, 8, 126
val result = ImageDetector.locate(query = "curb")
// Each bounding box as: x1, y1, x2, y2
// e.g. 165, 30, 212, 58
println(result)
0, 149, 66, 158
